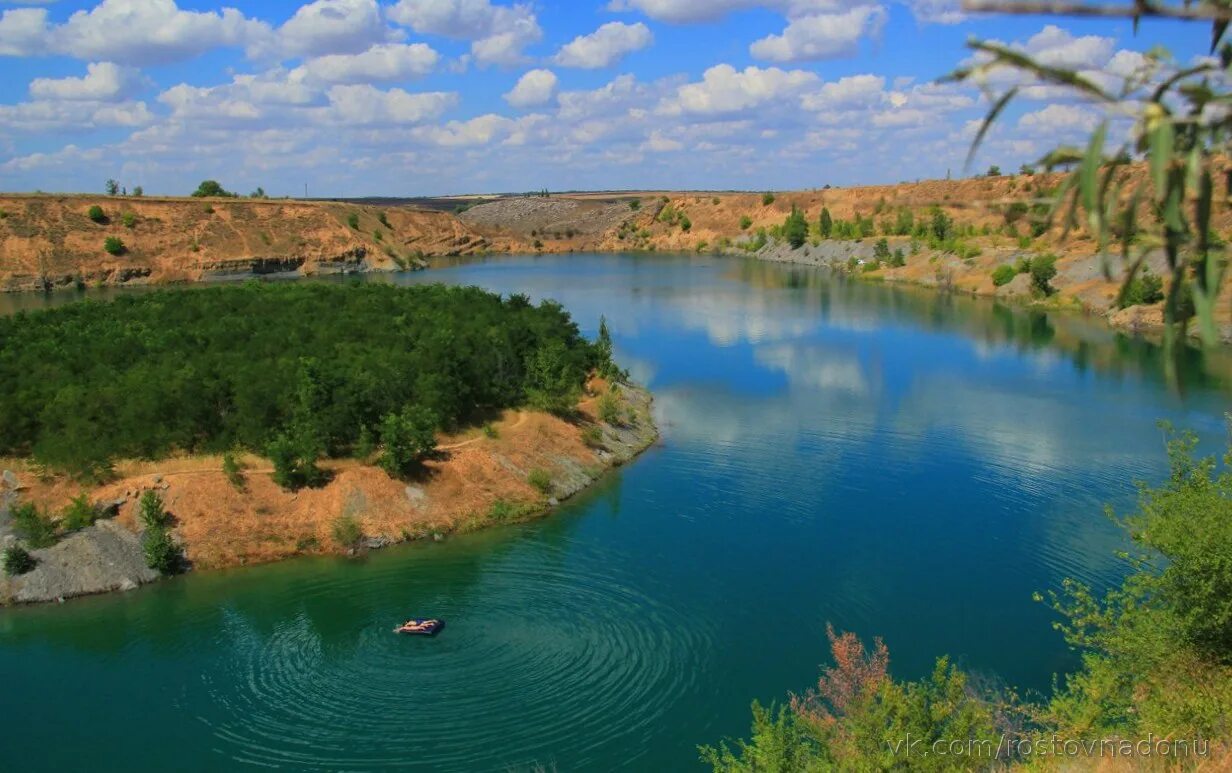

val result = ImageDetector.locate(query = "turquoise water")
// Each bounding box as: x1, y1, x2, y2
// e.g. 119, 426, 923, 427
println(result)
1, 254, 1229, 771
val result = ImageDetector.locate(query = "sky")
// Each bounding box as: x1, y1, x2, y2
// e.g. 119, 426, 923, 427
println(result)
0, 0, 1210, 196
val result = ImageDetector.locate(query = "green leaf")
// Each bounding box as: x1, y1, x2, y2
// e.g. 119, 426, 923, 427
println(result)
965, 88, 1018, 173
1149, 119, 1173, 203
1079, 122, 1107, 216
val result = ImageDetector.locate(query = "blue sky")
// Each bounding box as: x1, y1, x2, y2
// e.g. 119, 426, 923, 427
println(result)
0, 0, 1208, 196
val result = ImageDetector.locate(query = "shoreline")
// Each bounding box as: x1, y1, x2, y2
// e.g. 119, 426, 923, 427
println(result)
0, 381, 658, 607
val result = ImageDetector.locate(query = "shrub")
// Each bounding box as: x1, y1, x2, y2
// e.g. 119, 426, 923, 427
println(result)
581, 425, 604, 449
482, 423, 498, 439
88, 205, 106, 223
739, 215, 753, 230
103, 236, 126, 256
597, 390, 622, 424
222, 451, 245, 490
712, 197, 720, 205
355, 425, 376, 458
872, 238, 891, 263
987, 164, 1002, 176
142, 525, 181, 573
378, 405, 438, 478
1120, 271, 1165, 308
488, 499, 517, 522
527, 468, 552, 495
378, 212, 391, 228
889, 248, 906, 268
121, 212, 137, 229
762, 192, 776, 206
347, 212, 360, 230
1030, 253, 1058, 295
331, 513, 364, 548
12, 502, 57, 548
2, 545, 36, 576
679, 214, 692, 232
629, 199, 641, 211
991, 264, 1017, 287
62, 494, 100, 532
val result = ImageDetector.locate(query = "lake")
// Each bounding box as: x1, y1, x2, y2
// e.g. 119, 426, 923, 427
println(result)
1, 253, 1229, 771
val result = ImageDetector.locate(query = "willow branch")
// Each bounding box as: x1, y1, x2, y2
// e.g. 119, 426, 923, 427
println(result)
962, 0, 1232, 21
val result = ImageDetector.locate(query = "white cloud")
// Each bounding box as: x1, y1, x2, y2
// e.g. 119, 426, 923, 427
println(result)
0, 98, 153, 132
554, 21, 652, 69
1018, 103, 1100, 132
0, 7, 47, 56
607, 0, 760, 23
901, 0, 963, 24
750, 5, 885, 62
388, 0, 541, 65
322, 84, 457, 125
33, 0, 268, 66
412, 113, 517, 146
291, 43, 439, 84
801, 74, 884, 110
29, 62, 145, 102
263, 0, 392, 59
504, 68, 558, 108
641, 130, 683, 152
661, 63, 819, 116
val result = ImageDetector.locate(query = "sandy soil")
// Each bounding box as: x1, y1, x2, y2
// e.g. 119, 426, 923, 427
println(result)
0, 194, 516, 291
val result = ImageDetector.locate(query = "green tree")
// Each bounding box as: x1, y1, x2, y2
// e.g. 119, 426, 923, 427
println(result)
191, 180, 234, 198
873, 238, 891, 263
105, 179, 119, 196
524, 341, 582, 416
818, 207, 833, 238
1030, 254, 1058, 295
250, 187, 267, 198
784, 206, 808, 249
987, 165, 1001, 176
377, 405, 437, 478
142, 524, 181, 574
132, 186, 143, 197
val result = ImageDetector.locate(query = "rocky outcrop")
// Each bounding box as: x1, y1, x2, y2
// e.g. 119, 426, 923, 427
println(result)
0, 519, 159, 605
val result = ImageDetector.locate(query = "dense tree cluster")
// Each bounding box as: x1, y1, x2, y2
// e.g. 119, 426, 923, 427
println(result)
0, 282, 605, 481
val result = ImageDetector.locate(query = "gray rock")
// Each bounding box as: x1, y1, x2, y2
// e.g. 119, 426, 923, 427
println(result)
1, 470, 18, 489
0, 519, 160, 605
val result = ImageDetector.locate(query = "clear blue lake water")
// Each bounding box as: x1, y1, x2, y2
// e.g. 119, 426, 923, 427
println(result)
1, 253, 1229, 770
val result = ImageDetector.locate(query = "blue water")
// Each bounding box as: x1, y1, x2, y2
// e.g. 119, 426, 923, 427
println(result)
1, 253, 1228, 771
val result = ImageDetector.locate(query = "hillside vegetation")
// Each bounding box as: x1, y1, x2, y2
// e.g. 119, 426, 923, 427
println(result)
0, 282, 604, 482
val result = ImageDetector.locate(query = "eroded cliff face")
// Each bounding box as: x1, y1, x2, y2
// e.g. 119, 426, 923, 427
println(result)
0, 195, 518, 291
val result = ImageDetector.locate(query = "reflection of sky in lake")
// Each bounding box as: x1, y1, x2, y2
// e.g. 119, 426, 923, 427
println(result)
4, 252, 1231, 772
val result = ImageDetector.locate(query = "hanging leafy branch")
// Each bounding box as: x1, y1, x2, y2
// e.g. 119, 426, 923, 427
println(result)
947, 1, 1232, 349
